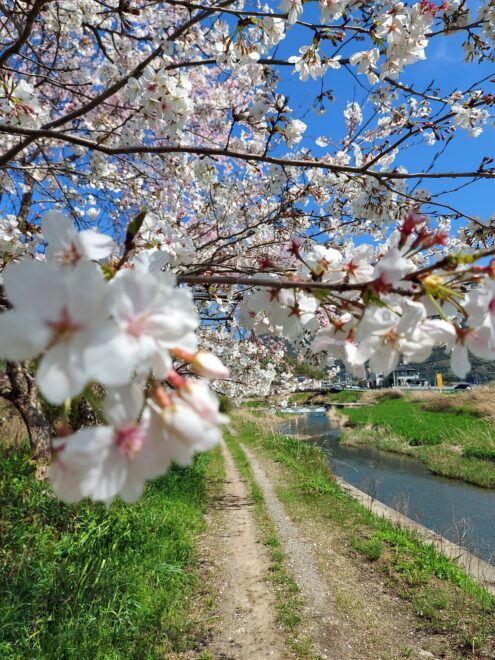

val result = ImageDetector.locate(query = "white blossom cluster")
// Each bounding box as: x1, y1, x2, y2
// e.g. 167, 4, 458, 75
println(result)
238, 218, 495, 381
0, 212, 229, 504
198, 328, 294, 403
450, 91, 491, 138
0, 77, 47, 127
123, 63, 193, 136
0, 215, 22, 252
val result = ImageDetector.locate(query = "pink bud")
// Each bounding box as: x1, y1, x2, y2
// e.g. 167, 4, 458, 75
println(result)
287, 237, 303, 257
191, 351, 230, 379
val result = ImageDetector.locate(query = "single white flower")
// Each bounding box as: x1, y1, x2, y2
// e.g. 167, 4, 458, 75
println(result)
0, 259, 110, 403
464, 281, 495, 342
176, 380, 229, 425
279, 0, 303, 24
43, 210, 115, 264
284, 118, 307, 148
373, 247, 410, 286
148, 395, 222, 466
449, 325, 495, 379
342, 243, 374, 283
352, 301, 433, 376
262, 16, 286, 46
49, 383, 172, 504
84, 269, 199, 386
349, 49, 380, 84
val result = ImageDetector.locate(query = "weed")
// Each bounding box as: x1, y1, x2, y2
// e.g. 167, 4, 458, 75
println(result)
353, 535, 383, 561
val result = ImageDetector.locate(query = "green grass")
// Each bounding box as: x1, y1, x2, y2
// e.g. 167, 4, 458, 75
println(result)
341, 397, 495, 488
224, 431, 317, 658
241, 399, 267, 408
344, 398, 489, 446
235, 414, 495, 658
0, 441, 220, 658
326, 390, 363, 403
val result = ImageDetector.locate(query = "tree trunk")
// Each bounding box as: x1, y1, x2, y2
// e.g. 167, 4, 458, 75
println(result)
72, 396, 98, 430
5, 361, 52, 476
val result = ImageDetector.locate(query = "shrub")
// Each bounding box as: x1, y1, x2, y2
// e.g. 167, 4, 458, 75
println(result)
464, 447, 495, 462
378, 389, 404, 400
219, 395, 233, 414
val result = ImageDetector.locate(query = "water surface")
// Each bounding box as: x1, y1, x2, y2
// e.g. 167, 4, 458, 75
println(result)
280, 412, 495, 564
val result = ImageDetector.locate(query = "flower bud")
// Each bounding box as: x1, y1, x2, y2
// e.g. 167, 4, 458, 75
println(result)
191, 351, 230, 379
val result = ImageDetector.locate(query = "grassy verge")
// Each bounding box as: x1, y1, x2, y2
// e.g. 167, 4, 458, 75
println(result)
0, 438, 222, 658
235, 413, 495, 658
340, 394, 495, 488
224, 431, 318, 659
241, 399, 267, 408
289, 390, 363, 405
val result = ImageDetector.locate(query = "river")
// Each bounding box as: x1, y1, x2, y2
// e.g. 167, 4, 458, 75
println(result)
280, 411, 495, 564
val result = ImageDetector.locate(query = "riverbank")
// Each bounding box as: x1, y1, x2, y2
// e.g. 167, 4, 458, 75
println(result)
333, 476, 495, 597
337, 389, 495, 488
233, 411, 495, 658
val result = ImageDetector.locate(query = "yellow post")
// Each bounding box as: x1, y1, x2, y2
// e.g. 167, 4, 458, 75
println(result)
436, 373, 443, 389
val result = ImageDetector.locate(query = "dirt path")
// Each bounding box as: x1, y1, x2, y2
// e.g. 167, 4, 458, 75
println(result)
241, 442, 451, 660
194, 435, 451, 659
241, 443, 351, 660
205, 440, 288, 659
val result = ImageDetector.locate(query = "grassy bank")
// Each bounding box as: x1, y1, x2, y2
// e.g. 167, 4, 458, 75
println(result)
340, 391, 495, 488
242, 390, 363, 409
288, 390, 363, 405
234, 412, 495, 658
0, 436, 222, 658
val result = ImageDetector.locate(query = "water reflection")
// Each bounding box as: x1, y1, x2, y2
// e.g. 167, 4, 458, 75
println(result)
280, 412, 495, 564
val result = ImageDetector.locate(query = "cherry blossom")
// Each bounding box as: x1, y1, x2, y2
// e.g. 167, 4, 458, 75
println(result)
280, 0, 303, 25
84, 269, 199, 386
284, 118, 307, 148
349, 49, 380, 84
43, 211, 115, 265
0, 260, 110, 403
351, 301, 435, 376
49, 384, 170, 504
1, 0, 495, 505
465, 279, 494, 325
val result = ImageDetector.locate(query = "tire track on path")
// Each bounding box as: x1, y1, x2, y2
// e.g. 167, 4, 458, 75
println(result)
240, 442, 352, 660
206, 440, 288, 659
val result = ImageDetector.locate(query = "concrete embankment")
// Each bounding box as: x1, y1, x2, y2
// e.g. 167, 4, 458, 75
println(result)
334, 476, 495, 597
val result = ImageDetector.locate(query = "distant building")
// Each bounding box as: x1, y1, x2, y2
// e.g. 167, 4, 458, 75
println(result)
366, 365, 429, 389
391, 365, 429, 388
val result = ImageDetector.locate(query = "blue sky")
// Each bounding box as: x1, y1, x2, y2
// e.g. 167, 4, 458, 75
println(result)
270, 5, 495, 224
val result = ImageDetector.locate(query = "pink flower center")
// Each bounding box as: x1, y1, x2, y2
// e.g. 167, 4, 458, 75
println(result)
60, 242, 81, 265
345, 260, 358, 276
115, 425, 145, 457
47, 307, 81, 341
125, 313, 150, 338
489, 299, 495, 315
382, 329, 399, 347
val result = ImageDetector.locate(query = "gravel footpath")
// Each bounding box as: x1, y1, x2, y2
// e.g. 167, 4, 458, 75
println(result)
241, 443, 354, 660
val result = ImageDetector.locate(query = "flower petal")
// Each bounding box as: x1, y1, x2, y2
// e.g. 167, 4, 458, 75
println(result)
37, 342, 87, 404
0, 311, 50, 360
